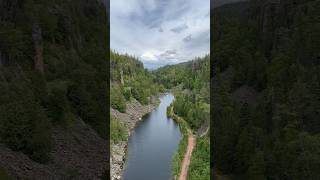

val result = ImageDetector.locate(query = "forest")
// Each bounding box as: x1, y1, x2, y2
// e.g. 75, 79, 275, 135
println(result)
155, 55, 210, 179
0, 0, 108, 169
110, 51, 163, 110
110, 51, 164, 143
155, 56, 210, 129
212, 0, 320, 179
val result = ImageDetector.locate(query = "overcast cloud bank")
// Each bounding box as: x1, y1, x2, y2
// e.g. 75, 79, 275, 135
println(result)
111, 0, 210, 69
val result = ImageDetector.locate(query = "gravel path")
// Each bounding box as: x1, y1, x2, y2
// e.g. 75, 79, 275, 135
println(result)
179, 129, 195, 180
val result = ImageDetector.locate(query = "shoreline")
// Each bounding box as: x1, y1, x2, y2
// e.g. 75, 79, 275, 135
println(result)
111, 94, 163, 180
167, 105, 191, 180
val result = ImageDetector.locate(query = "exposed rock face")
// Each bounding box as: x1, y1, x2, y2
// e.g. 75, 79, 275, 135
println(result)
32, 23, 44, 74
50, 119, 108, 179
257, 0, 281, 57
110, 98, 158, 180
0, 119, 108, 179
0, 144, 63, 179
197, 120, 210, 137
111, 98, 157, 130
120, 69, 124, 85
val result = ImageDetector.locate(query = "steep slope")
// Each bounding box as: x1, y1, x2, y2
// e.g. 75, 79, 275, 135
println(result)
212, 1, 320, 179
155, 56, 210, 180
110, 51, 162, 109
0, 118, 107, 179
110, 51, 161, 180
155, 56, 210, 130
0, 0, 108, 179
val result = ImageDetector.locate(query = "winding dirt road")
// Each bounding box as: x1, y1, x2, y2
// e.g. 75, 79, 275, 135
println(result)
178, 129, 195, 180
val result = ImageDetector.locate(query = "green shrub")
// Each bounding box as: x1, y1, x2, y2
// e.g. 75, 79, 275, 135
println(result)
46, 81, 69, 125
111, 116, 128, 143
0, 167, 12, 180
188, 136, 210, 180
0, 81, 52, 163
170, 108, 189, 177
123, 87, 132, 100
111, 85, 126, 112
67, 78, 108, 139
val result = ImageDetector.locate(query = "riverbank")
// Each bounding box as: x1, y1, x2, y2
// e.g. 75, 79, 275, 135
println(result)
167, 105, 192, 180
168, 102, 210, 180
110, 96, 160, 180
179, 129, 195, 180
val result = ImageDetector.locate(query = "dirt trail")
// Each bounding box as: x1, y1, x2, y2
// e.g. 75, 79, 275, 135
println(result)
178, 129, 195, 180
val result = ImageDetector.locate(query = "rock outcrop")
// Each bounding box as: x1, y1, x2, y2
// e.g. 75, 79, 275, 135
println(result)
32, 23, 44, 74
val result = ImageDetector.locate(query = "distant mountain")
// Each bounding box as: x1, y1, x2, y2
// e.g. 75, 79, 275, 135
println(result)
211, 0, 249, 9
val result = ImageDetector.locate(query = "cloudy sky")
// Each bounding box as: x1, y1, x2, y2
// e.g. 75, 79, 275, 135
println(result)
111, 0, 210, 69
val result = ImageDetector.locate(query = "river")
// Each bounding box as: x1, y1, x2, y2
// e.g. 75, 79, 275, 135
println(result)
123, 93, 181, 180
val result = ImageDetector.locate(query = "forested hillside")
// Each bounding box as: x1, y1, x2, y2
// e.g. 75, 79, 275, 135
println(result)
156, 56, 210, 129
110, 50, 162, 146
0, 0, 108, 178
110, 51, 163, 113
155, 56, 210, 179
212, 1, 320, 179
110, 51, 165, 179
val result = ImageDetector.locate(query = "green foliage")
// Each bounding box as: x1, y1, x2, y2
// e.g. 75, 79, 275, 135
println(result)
169, 106, 189, 178
212, 1, 320, 179
156, 55, 210, 131
212, 82, 239, 173
188, 135, 210, 180
46, 81, 69, 124
0, 167, 13, 180
0, 80, 52, 163
155, 56, 210, 99
110, 84, 126, 112
0, 0, 108, 163
247, 150, 266, 180
157, 55, 210, 178
111, 116, 128, 144
173, 93, 209, 130
110, 51, 160, 105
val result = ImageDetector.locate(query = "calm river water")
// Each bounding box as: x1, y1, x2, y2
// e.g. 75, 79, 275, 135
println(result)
123, 93, 181, 180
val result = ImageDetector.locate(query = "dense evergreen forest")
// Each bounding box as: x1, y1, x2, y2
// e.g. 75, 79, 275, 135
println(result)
155, 56, 210, 130
110, 51, 163, 109
155, 55, 210, 179
110, 51, 163, 143
212, 0, 320, 179
0, 0, 108, 166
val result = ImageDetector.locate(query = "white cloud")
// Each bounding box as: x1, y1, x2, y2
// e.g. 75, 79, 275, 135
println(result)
141, 51, 158, 62
111, 0, 210, 69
